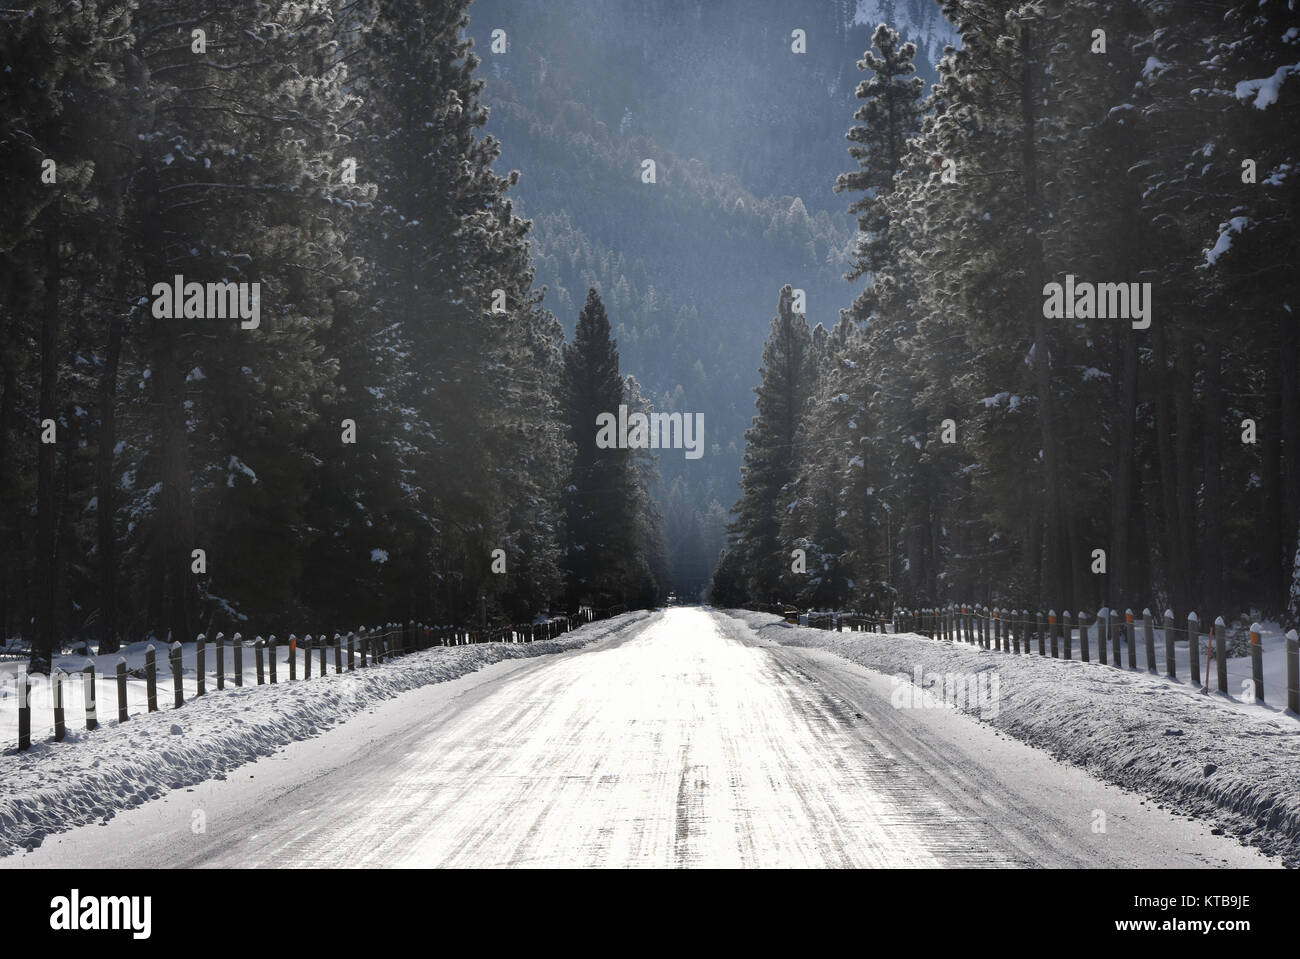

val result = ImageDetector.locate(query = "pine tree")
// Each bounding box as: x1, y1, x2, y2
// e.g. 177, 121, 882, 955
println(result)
1, 0, 134, 668
835, 22, 926, 324
726, 285, 813, 606
112, 1, 368, 641
561, 288, 641, 609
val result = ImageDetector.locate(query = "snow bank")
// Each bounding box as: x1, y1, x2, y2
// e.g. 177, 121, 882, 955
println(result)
0, 612, 649, 857
730, 610, 1300, 867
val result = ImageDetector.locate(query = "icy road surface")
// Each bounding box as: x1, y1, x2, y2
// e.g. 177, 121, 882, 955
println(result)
7, 608, 1274, 868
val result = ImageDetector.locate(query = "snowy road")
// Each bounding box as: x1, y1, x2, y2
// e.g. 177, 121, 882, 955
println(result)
6, 608, 1275, 868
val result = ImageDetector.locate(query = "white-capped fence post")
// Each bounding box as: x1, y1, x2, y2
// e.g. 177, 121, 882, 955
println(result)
145, 646, 157, 711
1286, 630, 1299, 715
1249, 623, 1264, 703
116, 657, 128, 723
195, 633, 206, 696
1143, 609, 1156, 673
1164, 610, 1176, 678
170, 641, 183, 708
53, 669, 67, 741
17, 671, 31, 750
1215, 616, 1228, 693
83, 661, 98, 730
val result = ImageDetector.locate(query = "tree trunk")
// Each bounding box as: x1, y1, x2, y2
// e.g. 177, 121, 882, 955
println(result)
1173, 325, 1198, 616
95, 271, 126, 653
1281, 305, 1299, 608
0, 352, 14, 641
1152, 320, 1188, 617
1201, 322, 1224, 613
154, 325, 197, 646
1019, 22, 1065, 614
33, 230, 60, 674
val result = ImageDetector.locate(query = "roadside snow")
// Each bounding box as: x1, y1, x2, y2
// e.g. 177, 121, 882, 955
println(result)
729, 610, 1300, 867
0, 612, 649, 857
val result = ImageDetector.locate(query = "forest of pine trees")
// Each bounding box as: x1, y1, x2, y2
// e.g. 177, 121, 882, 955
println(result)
0, 0, 666, 669
716, 1, 1300, 632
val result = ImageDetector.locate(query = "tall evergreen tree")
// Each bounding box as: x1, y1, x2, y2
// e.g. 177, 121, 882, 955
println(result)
722, 285, 813, 606
561, 288, 641, 609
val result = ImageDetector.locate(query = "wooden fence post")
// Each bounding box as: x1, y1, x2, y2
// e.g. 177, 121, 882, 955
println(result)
268, 636, 278, 684
360, 628, 369, 667
1249, 623, 1264, 703
216, 631, 225, 691
53, 670, 66, 742
335, 633, 343, 674
1143, 609, 1156, 673
170, 642, 183, 708
255, 638, 265, 685
83, 662, 98, 730
304, 635, 313, 679
145, 646, 158, 711
1037, 611, 1046, 656
17, 671, 31, 750
1125, 609, 1137, 669
289, 635, 298, 681
196, 633, 206, 696
347, 632, 356, 671
233, 633, 244, 687
1111, 608, 1122, 666
319, 632, 327, 675
1187, 613, 1200, 687
1214, 616, 1228, 694
1287, 630, 1299, 715
1049, 610, 1058, 658
1063, 611, 1073, 660
116, 657, 128, 723
1097, 609, 1107, 665
1079, 612, 1090, 662
993, 608, 1001, 651
1164, 610, 1176, 678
